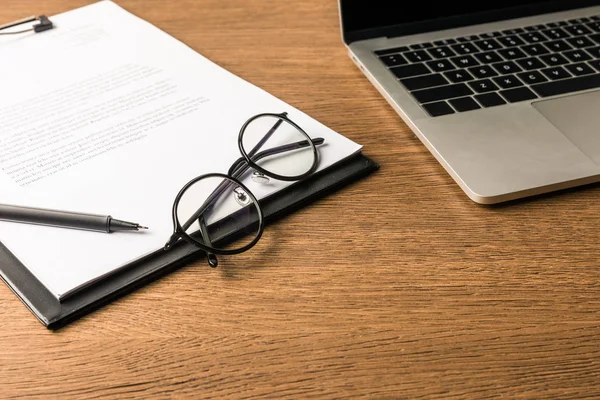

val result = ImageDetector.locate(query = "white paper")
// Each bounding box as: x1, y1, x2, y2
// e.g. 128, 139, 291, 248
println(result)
0, 1, 361, 298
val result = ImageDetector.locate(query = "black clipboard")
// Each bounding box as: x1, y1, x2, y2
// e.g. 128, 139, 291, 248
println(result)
0, 153, 379, 329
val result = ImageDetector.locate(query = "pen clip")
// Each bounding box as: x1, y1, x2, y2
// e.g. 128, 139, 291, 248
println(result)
0, 15, 54, 35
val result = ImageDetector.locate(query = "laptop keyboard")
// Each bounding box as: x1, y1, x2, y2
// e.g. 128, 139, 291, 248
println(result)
374, 15, 600, 117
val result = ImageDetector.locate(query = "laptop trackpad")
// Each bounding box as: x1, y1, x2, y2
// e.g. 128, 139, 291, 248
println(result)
533, 90, 600, 165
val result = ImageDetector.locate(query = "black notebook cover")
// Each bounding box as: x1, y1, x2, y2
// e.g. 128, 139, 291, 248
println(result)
0, 153, 378, 329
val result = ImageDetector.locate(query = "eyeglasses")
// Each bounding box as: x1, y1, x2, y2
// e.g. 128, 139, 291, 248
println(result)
163, 112, 324, 267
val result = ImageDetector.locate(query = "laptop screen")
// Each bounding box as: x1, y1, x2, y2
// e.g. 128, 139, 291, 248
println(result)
340, 1, 600, 43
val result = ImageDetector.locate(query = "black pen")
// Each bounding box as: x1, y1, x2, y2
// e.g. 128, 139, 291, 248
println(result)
0, 203, 148, 233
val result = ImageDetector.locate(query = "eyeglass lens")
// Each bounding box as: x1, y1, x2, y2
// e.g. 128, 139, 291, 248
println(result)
175, 175, 261, 252
240, 114, 316, 179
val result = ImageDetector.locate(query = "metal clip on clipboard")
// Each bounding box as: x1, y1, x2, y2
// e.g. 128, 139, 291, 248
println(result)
0, 15, 53, 35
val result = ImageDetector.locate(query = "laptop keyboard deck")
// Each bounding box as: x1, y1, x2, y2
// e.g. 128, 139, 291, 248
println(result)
375, 15, 600, 117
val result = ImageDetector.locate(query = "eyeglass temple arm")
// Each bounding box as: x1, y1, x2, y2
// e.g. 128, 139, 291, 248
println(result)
246, 112, 288, 159
198, 215, 218, 267
189, 137, 325, 229
180, 136, 326, 235
228, 137, 325, 177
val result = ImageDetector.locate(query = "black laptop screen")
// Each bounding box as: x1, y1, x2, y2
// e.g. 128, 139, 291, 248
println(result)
340, 1, 600, 43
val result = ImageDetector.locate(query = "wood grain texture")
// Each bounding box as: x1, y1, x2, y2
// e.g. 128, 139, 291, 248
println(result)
1, 1, 600, 399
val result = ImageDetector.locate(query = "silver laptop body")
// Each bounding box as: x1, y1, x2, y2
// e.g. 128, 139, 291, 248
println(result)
339, 1, 600, 204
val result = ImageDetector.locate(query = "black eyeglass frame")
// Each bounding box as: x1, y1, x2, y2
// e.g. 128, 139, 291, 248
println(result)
169, 172, 265, 256
164, 112, 323, 264
237, 112, 320, 182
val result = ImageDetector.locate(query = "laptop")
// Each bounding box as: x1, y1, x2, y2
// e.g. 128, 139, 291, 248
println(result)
338, 1, 600, 204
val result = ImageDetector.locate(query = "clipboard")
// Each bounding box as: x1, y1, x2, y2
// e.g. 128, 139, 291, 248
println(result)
0, 153, 378, 329
0, 7, 379, 329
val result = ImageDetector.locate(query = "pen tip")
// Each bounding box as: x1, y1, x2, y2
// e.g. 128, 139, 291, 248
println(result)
138, 225, 148, 230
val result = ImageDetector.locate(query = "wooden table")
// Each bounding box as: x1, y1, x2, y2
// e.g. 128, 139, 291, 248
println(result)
2, 1, 599, 398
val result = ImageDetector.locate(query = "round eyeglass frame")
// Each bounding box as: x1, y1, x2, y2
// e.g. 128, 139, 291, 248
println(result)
237, 112, 320, 182
170, 172, 265, 255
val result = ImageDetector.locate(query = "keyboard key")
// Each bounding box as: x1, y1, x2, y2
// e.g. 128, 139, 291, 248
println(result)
541, 66, 572, 80
429, 46, 456, 59
498, 48, 527, 60
566, 36, 595, 48
474, 51, 503, 64
539, 53, 569, 66
565, 62, 595, 76
493, 75, 524, 89
374, 46, 409, 56
474, 39, 502, 51
469, 65, 498, 79
546, 21, 569, 28
563, 49, 592, 62
444, 70, 474, 83
457, 35, 479, 42
492, 61, 522, 75
451, 43, 479, 55
587, 46, 600, 58
565, 24, 592, 36
400, 73, 449, 91
410, 42, 433, 50
434, 38, 457, 46
531, 73, 600, 97
468, 79, 499, 93
390, 63, 430, 79
592, 16, 600, 21
569, 17, 590, 24
517, 70, 548, 84
405, 50, 432, 63
524, 24, 541, 32
545, 39, 572, 52
590, 34, 600, 45
475, 92, 507, 107
480, 31, 502, 38
450, 55, 479, 68
422, 101, 454, 117
500, 87, 538, 103
520, 32, 549, 43
379, 54, 408, 67
502, 28, 525, 35
412, 83, 473, 103
427, 59, 456, 72
516, 57, 546, 70
497, 35, 525, 47
541, 28, 569, 39
449, 96, 481, 112
587, 21, 600, 32
522, 44, 550, 56
590, 60, 600, 71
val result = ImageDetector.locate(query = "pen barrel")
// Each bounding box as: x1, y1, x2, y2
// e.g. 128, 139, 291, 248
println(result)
0, 204, 110, 232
